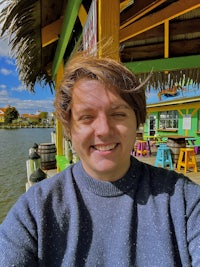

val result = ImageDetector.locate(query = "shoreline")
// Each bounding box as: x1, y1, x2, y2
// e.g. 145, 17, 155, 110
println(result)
0, 125, 54, 129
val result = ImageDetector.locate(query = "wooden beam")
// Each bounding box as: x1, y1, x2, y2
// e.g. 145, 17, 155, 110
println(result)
98, 0, 120, 61
147, 99, 200, 112
169, 39, 200, 57
124, 54, 200, 73
42, 18, 63, 47
178, 109, 184, 117
123, 18, 200, 44
169, 17, 200, 36
121, 42, 164, 61
121, 38, 200, 61
120, 0, 200, 42
120, 0, 134, 13
120, 0, 167, 29
124, 24, 164, 43
52, 0, 82, 79
78, 4, 87, 27
191, 107, 199, 116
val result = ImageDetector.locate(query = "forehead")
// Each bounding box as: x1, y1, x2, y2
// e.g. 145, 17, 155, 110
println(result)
71, 79, 124, 105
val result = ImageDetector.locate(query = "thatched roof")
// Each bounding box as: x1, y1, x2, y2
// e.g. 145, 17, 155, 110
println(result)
0, 0, 200, 92
139, 68, 200, 91
0, 0, 45, 91
0, 0, 66, 92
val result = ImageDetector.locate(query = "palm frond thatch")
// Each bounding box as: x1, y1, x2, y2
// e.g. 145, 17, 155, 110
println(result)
0, 0, 54, 92
138, 68, 200, 91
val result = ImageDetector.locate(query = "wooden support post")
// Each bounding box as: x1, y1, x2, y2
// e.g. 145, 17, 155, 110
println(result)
97, 0, 120, 61
164, 20, 169, 59
164, 20, 169, 75
55, 61, 64, 171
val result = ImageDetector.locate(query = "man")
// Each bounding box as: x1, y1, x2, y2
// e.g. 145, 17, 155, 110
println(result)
0, 51, 200, 266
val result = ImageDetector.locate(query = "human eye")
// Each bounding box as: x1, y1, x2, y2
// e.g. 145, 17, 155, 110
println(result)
111, 104, 130, 119
79, 114, 94, 122
112, 112, 127, 118
112, 112, 126, 117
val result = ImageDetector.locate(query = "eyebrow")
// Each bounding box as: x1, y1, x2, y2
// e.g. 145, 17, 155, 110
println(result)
74, 104, 131, 114
111, 104, 130, 110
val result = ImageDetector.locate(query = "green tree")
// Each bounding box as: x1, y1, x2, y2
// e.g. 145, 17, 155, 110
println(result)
4, 106, 19, 124
38, 111, 48, 125
38, 112, 48, 119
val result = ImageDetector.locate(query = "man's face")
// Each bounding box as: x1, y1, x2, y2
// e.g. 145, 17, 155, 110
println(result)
70, 79, 137, 181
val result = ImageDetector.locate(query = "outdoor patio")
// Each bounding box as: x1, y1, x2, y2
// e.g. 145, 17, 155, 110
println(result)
136, 151, 200, 185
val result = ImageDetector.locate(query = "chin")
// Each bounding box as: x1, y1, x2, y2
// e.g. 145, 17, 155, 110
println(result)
94, 162, 120, 174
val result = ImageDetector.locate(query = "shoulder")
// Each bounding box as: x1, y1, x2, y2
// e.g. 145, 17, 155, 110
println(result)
26, 163, 76, 202
131, 155, 182, 182
131, 156, 198, 196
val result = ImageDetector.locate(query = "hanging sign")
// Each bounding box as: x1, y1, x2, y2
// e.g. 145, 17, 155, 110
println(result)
183, 114, 191, 130
83, 0, 97, 55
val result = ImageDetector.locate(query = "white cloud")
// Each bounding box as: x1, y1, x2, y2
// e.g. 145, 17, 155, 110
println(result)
14, 98, 55, 114
5, 58, 15, 66
0, 89, 10, 108
11, 84, 26, 92
0, 94, 54, 114
0, 38, 11, 57
0, 67, 12, 75
0, 84, 7, 89
0, 89, 8, 96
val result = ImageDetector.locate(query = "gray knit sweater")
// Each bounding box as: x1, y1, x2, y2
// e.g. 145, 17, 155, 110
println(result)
0, 156, 200, 266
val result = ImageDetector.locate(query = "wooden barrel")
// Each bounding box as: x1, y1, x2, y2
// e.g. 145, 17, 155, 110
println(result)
167, 138, 186, 164
38, 143, 57, 170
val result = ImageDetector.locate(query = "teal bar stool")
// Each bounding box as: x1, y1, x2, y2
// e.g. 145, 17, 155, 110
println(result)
155, 144, 173, 170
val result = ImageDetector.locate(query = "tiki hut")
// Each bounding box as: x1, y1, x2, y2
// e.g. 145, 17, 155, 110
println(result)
0, 0, 200, 92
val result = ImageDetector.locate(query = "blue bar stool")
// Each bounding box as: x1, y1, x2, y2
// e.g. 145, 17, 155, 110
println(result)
155, 144, 173, 170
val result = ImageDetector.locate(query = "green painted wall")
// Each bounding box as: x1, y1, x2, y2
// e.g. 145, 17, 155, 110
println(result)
146, 108, 200, 145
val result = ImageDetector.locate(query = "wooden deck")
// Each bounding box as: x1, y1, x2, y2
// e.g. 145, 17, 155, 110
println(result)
137, 151, 200, 185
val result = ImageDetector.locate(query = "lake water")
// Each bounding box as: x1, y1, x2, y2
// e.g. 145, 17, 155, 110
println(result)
0, 128, 53, 223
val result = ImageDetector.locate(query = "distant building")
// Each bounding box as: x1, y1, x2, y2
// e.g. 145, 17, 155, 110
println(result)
0, 107, 7, 124
20, 113, 39, 119
20, 113, 40, 125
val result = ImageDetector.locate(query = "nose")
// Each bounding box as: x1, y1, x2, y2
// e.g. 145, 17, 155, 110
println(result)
93, 114, 112, 136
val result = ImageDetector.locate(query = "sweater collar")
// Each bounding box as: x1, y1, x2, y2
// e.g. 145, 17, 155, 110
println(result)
72, 157, 142, 197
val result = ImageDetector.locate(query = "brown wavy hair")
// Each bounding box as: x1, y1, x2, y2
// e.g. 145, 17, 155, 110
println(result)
54, 51, 147, 136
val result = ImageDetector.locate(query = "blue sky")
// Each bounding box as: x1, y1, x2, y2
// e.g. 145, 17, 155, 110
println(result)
0, 4, 55, 115
0, 55, 55, 114
146, 84, 200, 105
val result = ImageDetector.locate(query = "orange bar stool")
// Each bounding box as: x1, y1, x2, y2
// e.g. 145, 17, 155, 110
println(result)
177, 148, 198, 174
136, 140, 150, 157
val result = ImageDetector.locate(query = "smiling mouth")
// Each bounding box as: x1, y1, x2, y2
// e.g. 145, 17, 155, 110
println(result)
93, 143, 118, 151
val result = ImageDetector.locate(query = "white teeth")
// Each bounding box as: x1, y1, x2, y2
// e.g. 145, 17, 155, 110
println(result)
95, 144, 116, 151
